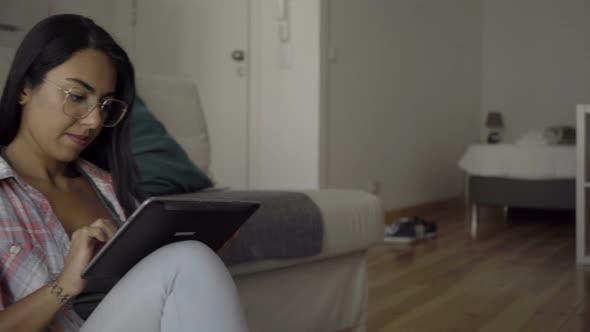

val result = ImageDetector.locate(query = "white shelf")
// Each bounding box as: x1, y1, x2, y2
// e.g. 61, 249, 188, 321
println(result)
576, 104, 590, 264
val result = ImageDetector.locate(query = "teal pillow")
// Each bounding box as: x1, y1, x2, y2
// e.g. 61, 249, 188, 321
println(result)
130, 97, 213, 196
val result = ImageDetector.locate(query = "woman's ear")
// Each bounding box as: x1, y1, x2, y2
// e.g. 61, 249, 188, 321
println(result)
19, 83, 33, 105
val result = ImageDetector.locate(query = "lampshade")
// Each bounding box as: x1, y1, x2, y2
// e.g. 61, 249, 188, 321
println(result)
485, 112, 504, 129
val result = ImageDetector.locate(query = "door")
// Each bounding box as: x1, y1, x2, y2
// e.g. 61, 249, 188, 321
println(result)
135, 1, 250, 190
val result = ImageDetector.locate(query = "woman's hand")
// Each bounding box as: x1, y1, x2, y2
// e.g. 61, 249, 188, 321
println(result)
57, 218, 118, 296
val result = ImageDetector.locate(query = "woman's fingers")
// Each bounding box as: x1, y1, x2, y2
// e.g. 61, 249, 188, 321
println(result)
73, 219, 117, 243
80, 226, 108, 242
89, 219, 118, 241
58, 219, 118, 295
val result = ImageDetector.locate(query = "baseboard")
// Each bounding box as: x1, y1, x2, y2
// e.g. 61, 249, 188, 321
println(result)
385, 196, 462, 223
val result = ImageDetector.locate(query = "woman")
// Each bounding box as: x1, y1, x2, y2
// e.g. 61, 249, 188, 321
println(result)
0, 14, 247, 332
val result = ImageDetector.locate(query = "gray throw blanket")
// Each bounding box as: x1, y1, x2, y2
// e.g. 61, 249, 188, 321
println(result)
178, 190, 324, 266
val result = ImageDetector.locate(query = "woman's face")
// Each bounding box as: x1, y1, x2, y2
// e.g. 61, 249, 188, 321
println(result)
19, 49, 117, 162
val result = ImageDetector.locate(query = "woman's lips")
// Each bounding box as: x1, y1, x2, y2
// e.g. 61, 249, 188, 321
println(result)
66, 134, 90, 146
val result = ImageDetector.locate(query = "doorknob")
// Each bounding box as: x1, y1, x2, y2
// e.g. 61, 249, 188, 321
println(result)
232, 50, 246, 62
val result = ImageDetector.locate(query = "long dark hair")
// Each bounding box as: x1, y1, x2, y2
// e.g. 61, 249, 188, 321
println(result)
0, 14, 143, 217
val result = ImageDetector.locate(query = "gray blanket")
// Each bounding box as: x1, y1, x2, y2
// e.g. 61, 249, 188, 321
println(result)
178, 190, 324, 266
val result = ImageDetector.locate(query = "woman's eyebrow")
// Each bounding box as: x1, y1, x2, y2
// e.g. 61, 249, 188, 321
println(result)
65, 77, 116, 98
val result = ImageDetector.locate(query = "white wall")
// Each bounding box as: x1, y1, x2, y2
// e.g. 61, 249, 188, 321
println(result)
0, 0, 49, 48
248, 0, 322, 190
325, 0, 482, 210
482, 0, 590, 142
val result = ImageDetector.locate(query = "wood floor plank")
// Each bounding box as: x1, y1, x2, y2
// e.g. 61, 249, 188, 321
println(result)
367, 205, 581, 332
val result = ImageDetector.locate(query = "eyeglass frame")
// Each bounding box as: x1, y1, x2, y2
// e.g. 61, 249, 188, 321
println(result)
41, 78, 128, 127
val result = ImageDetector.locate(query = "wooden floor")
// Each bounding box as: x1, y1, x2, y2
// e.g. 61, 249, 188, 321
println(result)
367, 204, 589, 332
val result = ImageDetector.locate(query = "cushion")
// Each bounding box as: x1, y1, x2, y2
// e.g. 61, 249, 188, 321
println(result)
130, 97, 213, 196
135, 74, 211, 173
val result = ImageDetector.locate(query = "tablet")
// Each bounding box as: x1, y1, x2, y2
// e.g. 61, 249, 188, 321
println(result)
81, 196, 260, 283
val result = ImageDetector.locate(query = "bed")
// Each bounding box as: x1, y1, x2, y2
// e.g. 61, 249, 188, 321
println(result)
458, 143, 575, 238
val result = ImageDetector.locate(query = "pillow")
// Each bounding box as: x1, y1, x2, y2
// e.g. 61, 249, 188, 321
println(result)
515, 130, 549, 146
130, 97, 213, 196
544, 126, 576, 145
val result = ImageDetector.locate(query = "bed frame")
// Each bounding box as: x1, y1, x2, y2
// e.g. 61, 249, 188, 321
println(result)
467, 175, 575, 238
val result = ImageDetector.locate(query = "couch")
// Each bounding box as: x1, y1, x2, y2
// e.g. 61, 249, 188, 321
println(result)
0, 47, 384, 332
137, 74, 383, 332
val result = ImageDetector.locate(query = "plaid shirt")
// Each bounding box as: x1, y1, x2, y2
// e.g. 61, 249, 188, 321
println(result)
0, 155, 126, 331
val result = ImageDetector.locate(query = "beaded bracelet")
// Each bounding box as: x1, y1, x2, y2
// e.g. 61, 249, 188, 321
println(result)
48, 278, 71, 304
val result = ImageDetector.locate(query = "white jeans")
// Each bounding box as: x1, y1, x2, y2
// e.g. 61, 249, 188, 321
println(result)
79, 241, 248, 332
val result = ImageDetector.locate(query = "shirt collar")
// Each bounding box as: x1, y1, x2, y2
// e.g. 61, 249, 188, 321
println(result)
0, 154, 15, 180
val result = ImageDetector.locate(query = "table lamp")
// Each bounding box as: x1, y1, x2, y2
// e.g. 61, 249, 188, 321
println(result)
485, 111, 504, 144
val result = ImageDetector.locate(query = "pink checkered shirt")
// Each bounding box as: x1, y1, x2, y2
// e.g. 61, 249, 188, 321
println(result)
0, 155, 126, 331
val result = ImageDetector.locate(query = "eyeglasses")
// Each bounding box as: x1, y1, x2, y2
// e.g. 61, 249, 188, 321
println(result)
42, 78, 127, 127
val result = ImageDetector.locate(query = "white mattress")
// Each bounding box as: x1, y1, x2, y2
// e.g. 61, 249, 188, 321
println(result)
458, 144, 575, 180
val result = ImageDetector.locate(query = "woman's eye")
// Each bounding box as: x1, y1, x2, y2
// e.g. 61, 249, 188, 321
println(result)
68, 92, 86, 103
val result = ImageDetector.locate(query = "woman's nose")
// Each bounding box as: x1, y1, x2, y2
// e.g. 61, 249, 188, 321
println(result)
79, 104, 103, 128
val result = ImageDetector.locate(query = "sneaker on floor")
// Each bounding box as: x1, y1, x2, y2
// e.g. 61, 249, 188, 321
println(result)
414, 217, 437, 239
384, 218, 417, 244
